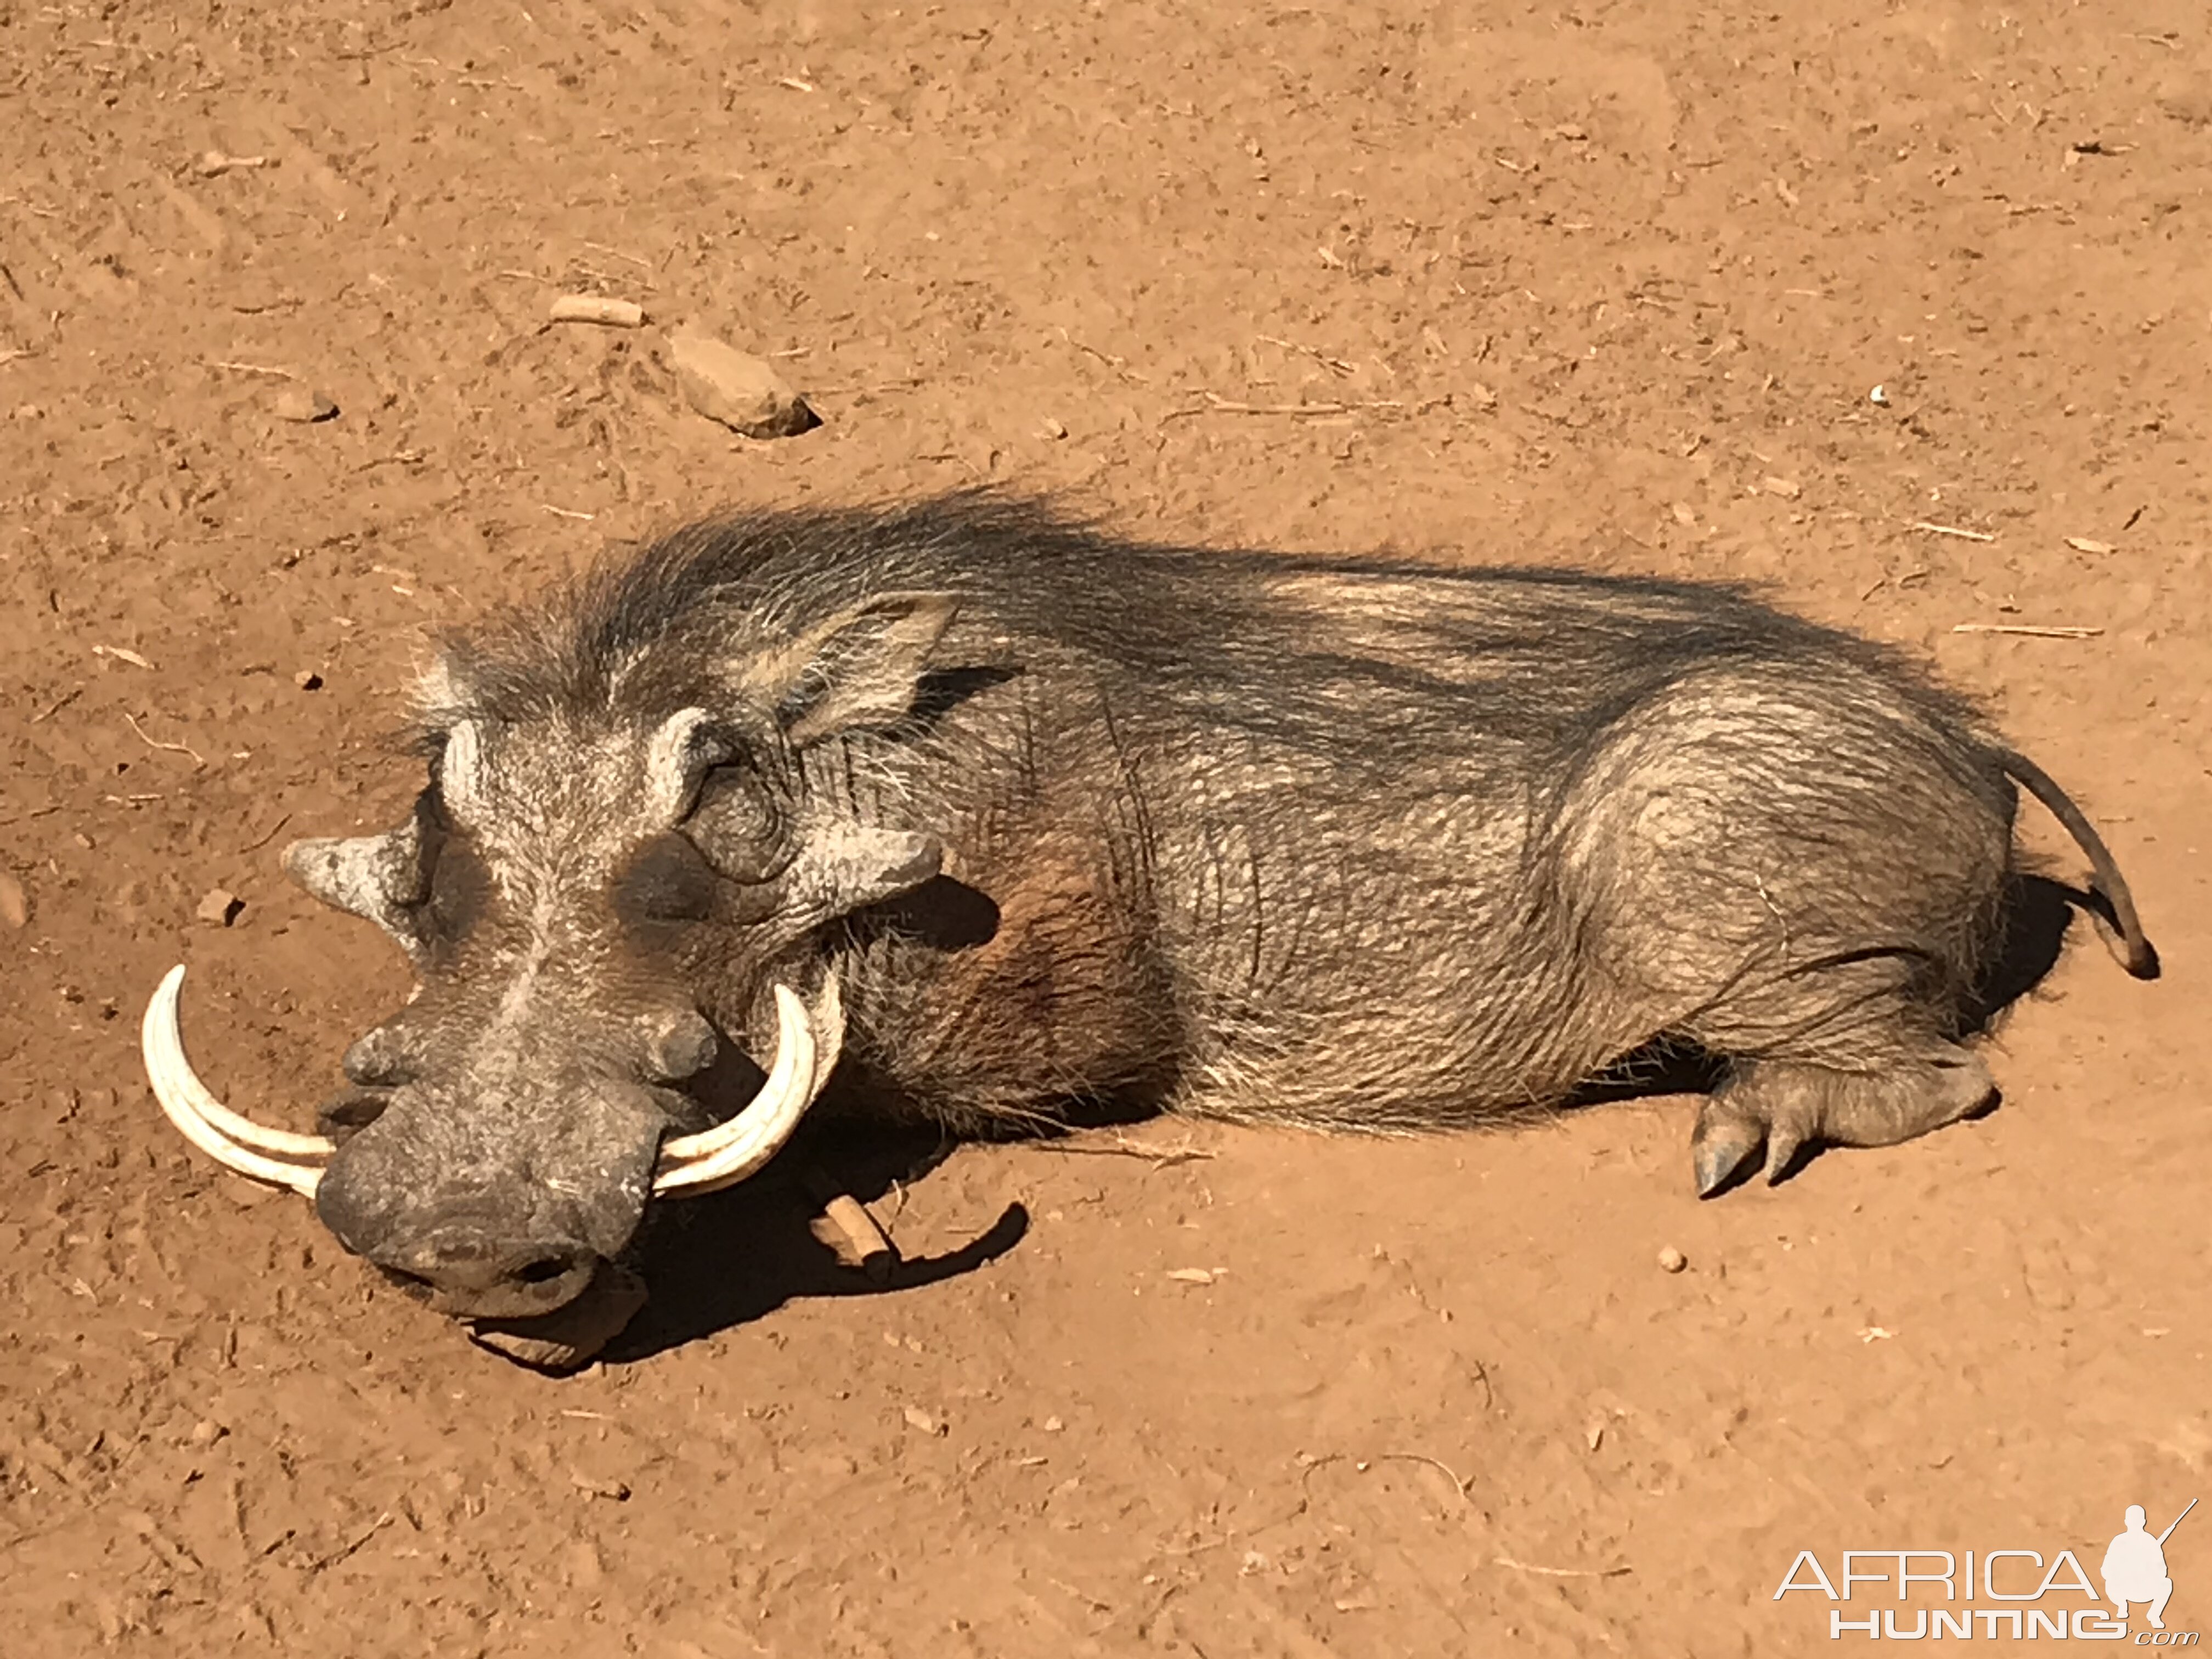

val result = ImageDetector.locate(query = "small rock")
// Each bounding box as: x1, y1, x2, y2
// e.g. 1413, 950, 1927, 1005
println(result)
1658, 1245, 1688, 1273
294, 669, 323, 691
1761, 476, 1802, 499
273, 386, 337, 424
667, 329, 819, 438
902, 1404, 947, 1436
1669, 501, 1697, 527
2064, 535, 2115, 555
1041, 1415, 1064, 1433
1039, 415, 1068, 439
0, 871, 27, 930
196, 889, 242, 927
185, 1419, 227, 1449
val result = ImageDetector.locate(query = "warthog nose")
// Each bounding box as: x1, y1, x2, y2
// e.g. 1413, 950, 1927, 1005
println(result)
383, 1226, 599, 1319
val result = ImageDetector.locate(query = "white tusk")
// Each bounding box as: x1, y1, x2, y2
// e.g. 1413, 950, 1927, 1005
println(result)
653, 979, 840, 1197
145, 966, 336, 1156
140, 964, 328, 1198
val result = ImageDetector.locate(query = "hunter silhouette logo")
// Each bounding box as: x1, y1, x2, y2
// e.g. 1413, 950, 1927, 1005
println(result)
1775, 1498, 2199, 1641
2106, 1502, 2194, 1631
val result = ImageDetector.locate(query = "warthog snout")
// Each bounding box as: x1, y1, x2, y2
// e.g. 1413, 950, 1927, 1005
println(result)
350, 1205, 600, 1320
308, 1073, 667, 1321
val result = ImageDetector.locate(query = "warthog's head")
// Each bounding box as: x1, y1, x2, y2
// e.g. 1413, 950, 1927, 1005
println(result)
142, 540, 961, 1358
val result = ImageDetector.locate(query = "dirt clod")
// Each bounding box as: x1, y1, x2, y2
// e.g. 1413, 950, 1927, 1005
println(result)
195, 889, 242, 927
666, 329, 819, 438
272, 387, 338, 423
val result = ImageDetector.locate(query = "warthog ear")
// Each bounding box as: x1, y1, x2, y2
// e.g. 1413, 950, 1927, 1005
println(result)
281, 797, 438, 955
749, 591, 961, 747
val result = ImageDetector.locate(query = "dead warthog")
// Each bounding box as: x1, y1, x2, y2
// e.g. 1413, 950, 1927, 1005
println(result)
142, 492, 2157, 1365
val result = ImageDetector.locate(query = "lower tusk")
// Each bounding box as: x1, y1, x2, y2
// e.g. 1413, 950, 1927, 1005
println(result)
140, 964, 328, 1198
653, 978, 840, 1197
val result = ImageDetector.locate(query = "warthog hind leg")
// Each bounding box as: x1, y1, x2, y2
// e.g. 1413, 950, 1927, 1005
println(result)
1691, 1046, 1997, 1197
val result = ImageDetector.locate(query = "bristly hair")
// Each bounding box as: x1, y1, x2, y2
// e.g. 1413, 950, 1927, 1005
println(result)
404, 484, 1991, 779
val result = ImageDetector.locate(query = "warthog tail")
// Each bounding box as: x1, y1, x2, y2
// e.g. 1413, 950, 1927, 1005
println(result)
1999, 748, 2160, 980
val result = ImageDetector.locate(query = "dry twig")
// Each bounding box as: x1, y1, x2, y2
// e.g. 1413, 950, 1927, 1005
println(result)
1494, 1555, 1632, 1579
1950, 623, 2102, 639
126, 713, 204, 767
1907, 521, 1996, 543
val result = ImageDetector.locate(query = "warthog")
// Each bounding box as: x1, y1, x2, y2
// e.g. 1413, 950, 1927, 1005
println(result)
142, 492, 2157, 1364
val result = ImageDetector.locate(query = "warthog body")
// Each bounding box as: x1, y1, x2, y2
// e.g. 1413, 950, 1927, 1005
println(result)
147, 492, 2155, 1353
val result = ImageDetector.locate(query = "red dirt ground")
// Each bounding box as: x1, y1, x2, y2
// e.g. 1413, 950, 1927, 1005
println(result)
3, 1, 2207, 1653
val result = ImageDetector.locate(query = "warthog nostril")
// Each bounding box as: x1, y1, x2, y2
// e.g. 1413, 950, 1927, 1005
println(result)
316, 1090, 391, 1136
376, 1228, 598, 1317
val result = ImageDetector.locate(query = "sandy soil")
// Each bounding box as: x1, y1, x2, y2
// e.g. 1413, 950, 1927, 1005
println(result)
3, 0, 2208, 1652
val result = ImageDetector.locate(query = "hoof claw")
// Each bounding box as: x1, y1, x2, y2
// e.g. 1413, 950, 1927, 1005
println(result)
1691, 1113, 1763, 1199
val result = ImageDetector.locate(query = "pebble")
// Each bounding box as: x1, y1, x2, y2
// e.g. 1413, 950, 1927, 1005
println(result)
1658, 1245, 1688, 1273
273, 386, 338, 423
0, 871, 27, 930
196, 888, 242, 927
667, 328, 819, 438
294, 669, 323, 691
186, 1419, 227, 1448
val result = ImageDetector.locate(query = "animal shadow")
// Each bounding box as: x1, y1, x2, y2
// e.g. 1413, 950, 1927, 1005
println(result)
603, 1120, 1026, 1363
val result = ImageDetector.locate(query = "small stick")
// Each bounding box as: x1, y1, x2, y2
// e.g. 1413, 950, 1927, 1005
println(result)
548, 294, 644, 328
93, 644, 154, 668
1031, 1134, 1216, 1167
301, 1511, 392, 1576
31, 687, 81, 723
239, 812, 292, 854
1950, 623, 2103, 639
540, 504, 596, 521
1908, 521, 1997, 543
1256, 333, 1357, 375
798, 1166, 896, 1282
126, 713, 205, 767
206, 359, 296, 379
1494, 1555, 1632, 1579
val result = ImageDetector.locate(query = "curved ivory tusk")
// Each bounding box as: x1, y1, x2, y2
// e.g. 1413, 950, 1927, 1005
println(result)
142, 965, 326, 1197
145, 966, 337, 1158
653, 979, 840, 1197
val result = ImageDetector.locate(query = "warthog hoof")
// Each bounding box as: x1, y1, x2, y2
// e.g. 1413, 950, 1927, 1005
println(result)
1692, 1047, 1999, 1197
